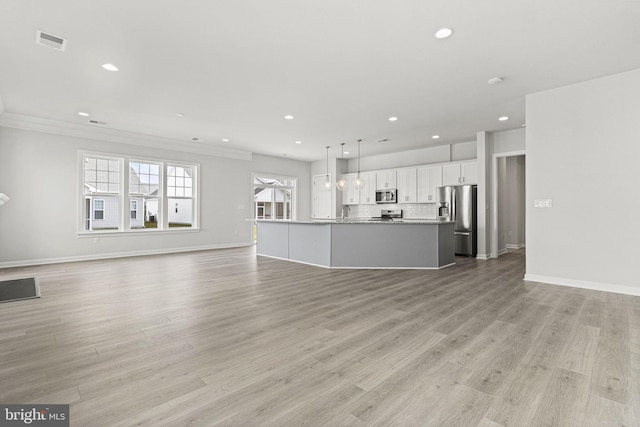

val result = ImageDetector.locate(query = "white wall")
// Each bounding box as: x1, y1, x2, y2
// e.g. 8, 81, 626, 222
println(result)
0, 126, 311, 266
525, 68, 640, 295
493, 128, 526, 154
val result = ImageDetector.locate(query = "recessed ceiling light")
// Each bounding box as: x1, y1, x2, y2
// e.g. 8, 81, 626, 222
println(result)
78, 112, 89, 117
488, 77, 504, 85
222, 138, 230, 142
284, 115, 294, 120
388, 117, 398, 122
176, 113, 185, 118
498, 116, 509, 121
102, 63, 119, 71
344, 151, 350, 155
432, 135, 440, 139
435, 28, 454, 39
295, 141, 302, 144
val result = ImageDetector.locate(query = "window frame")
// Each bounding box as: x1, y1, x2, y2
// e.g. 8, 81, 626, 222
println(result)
78, 151, 200, 235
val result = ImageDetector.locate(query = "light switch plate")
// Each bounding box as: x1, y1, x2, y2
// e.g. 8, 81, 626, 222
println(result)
534, 199, 553, 208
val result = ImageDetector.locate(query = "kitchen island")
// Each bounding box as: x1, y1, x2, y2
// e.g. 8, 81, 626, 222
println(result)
256, 219, 455, 269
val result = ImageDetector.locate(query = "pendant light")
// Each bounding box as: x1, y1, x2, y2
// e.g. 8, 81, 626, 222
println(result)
323, 146, 332, 191
336, 143, 347, 191
354, 139, 365, 190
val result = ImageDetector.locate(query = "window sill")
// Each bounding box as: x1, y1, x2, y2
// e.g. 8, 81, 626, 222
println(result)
77, 228, 200, 238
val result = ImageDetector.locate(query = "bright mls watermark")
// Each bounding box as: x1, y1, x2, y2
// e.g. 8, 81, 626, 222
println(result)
1, 405, 69, 426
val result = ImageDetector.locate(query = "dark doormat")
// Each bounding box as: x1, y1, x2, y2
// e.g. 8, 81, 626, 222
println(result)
0, 278, 40, 303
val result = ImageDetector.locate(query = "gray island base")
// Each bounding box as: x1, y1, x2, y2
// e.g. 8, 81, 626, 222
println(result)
256, 220, 455, 269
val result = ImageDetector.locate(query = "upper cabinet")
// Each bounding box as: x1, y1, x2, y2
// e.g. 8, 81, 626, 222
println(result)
341, 173, 360, 205
360, 171, 377, 204
442, 161, 477, 186
397, 168, 417, 203
376, 169, 397, 189
417, 165, 442, 203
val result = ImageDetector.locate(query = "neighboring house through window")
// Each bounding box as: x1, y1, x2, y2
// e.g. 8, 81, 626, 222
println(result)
94, 199, 105, 220
130, 200, 138, 220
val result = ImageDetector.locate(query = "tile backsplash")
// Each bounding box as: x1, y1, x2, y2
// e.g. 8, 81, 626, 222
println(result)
349, 203, 438, 219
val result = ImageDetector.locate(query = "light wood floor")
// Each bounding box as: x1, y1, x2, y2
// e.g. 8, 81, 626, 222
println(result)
1, 247, 639, 426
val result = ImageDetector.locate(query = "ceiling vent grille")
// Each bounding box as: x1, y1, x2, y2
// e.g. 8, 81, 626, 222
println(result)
35, 30, 67, 51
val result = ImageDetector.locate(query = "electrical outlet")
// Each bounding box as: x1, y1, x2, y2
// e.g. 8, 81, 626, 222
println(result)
534, 199, 553, 208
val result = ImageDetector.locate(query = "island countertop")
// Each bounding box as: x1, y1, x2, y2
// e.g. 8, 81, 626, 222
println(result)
256, 220, 455, 269
257, 218, 454, 224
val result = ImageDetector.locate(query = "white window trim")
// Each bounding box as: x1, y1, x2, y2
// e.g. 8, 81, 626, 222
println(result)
78, 151, 200, 235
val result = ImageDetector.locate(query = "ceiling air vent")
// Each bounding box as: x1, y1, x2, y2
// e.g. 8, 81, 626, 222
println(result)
35, 30, 67, 51
89, 120, 107, 125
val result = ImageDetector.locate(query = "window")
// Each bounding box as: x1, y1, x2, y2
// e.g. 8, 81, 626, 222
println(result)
130, 200, 138, 219
129, 161, 160, 229
253, 174, 296, 220
167, 165, 194, 227
80, 152, 198, 233
84, 155, 121, 230
94, 199, 105, 220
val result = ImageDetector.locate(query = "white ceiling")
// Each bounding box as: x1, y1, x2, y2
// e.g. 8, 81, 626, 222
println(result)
1, 0, 639, 161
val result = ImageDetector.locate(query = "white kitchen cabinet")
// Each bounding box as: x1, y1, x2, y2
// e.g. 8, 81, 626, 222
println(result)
442, 161, 477, 186
376, 169, 397, 189
396, 168, 417, 203
359, 171, 377, 204
341, 173, 360, 205
417, 165, 442, 203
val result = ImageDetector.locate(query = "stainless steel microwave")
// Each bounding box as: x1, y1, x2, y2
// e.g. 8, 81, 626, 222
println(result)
376, 189, 397, 204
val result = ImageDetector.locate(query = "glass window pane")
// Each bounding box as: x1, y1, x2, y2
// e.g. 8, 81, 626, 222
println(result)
97, 182, 109, 192
109, 172, 119, 183
185, 188, 192, 197
168, 197, 192, 227
109, 160, 120, 171
109, 183, 119, 193
97, 171, 108, 182
97, 159, 109, 170
150, 164, 159, 175
176, 187, 184, 197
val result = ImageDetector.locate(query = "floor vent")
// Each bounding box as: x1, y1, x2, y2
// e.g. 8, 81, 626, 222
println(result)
35, 30, 67, 51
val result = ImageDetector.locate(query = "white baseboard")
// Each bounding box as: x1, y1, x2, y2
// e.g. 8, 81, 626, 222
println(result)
476, 253, 490, 260
498, 248, 508, 256
0, 242, 255, 269
524, 273, 640, 297
506, 243, 526, 249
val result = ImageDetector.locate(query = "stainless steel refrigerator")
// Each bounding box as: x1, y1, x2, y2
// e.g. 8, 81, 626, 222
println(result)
437, 185, 477, 257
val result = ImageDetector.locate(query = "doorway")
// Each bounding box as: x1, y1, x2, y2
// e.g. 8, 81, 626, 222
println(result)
491, 152, 526, 258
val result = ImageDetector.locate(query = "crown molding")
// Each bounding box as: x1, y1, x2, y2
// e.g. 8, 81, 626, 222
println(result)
0, 112, 253, 161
